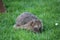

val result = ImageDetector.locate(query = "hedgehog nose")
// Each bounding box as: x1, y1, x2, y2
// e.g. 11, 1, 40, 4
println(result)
34, 28, 39, 32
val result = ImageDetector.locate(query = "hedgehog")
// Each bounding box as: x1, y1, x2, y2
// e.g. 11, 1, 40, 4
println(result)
13, 12, 43, 32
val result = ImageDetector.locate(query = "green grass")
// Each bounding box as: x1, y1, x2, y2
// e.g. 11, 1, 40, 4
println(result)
0, 0, 60, 40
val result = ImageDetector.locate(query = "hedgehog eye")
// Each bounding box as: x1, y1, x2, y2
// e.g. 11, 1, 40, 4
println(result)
36, 21, 41, 24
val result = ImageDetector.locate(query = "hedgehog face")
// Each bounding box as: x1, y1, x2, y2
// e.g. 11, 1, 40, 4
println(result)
29, 19, 43, 32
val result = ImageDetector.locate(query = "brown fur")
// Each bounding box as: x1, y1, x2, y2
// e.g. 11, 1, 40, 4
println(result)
13, 12, 43, 32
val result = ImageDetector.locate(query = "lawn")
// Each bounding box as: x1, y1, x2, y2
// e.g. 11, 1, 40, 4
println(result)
0, 0, 60, 40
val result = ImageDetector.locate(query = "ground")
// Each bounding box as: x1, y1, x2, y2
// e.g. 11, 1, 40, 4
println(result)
0, 0, 60, 40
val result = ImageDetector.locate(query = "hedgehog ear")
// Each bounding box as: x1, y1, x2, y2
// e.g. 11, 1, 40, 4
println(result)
29, 21, 34, 27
